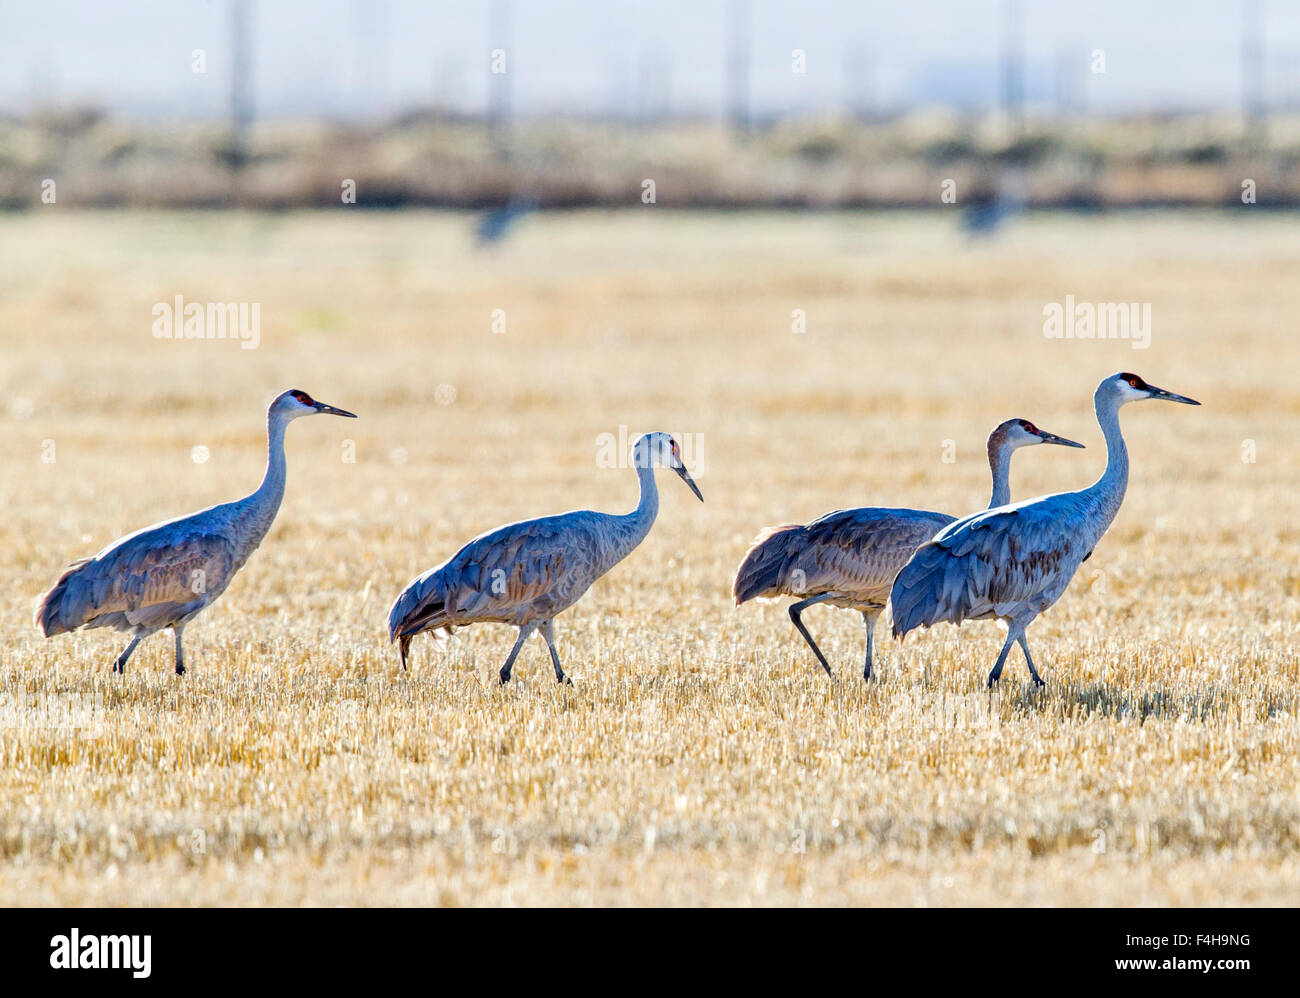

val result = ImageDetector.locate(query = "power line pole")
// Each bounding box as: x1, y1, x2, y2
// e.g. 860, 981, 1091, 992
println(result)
843, 41, 874, 121
1242, 0, 1267, 148
726, 0, 751, 137
488, 0, 514, 161
351, 0, 390, 119
229, 0, 254, 189
999, 0, 1025, 136
637, 43, 671, 125
1054, 37, 1082, 117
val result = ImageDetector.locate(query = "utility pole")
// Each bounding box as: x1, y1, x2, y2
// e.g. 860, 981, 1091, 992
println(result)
637, 43, 671, 125
843, 41, 874, 121
726, 0, 751, 138
1054, 37, 1082, 117
229, 0, 254, 194
488, 0, 514, 161
999, 0, 1025, 138
1242, 0, 1267, 149
351, 0, 390, 118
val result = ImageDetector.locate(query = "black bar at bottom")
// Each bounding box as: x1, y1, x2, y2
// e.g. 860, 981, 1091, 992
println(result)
0, 906, 1284, 987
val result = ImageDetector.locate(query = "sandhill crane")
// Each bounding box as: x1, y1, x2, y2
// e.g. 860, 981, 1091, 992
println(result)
389, 431, 703, 684
476, 192, 539, 247
35, 389, 357, 675
890, 372, 1199, 687
963, 170, 1026, 237
733, 418, 1082, 680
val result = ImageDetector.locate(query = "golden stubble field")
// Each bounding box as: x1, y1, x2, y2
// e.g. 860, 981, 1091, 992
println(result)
0, 209, 1296, 905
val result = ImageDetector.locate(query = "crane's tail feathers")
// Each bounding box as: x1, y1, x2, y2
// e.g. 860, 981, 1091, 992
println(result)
34, 558, 93, 637
388, 570, 453, 644
888, 542, 966, 641
732, 524, 805, 604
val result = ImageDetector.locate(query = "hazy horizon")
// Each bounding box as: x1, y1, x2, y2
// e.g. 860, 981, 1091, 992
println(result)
5, 1, 1300, 121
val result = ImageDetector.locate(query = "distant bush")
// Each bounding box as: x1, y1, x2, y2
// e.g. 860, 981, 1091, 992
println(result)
2, 108, 1299, 209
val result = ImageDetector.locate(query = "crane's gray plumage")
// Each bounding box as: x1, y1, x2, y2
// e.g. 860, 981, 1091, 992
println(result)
35, 389, 356, 675
890, 372, 1199, 687
734, 418, 1083, 679
389, 431, 703, 684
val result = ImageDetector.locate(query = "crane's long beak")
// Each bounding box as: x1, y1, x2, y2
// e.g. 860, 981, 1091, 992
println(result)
314, 400, 358, 418
1038, 429, 1084, 448
674, 464, 704, 502
1146, 384, 1200, 406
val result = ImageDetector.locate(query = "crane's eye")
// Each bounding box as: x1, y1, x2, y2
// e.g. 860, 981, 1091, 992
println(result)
1020, 420, 1035, 432
1121, 373, 1141, 388
291, 391, 312, 404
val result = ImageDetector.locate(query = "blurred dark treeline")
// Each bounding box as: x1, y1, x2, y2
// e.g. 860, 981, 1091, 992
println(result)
3, 106, 1297, 210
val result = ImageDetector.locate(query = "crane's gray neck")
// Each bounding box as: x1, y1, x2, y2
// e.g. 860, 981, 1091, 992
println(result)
626, 462, 659, 538
1095, 390, 1129, 493
1083, 389, 1129, 536
245, 409, 291, 532
605, 463, 659, 568
987, 437, 1014, 509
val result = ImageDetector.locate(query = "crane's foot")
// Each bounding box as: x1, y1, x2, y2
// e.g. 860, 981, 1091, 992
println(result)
498, 669, 512, 685
175, 664, 186, 677
556, 674, 573, 686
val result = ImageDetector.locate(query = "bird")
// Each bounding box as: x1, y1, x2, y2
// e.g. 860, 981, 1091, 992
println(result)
475, 192, 539, 247
962, 176, 1025, 237
733, 418, 1083, 680
389, 431, 703, 684
889, 372, 1199, 688
35, 389, 357, 676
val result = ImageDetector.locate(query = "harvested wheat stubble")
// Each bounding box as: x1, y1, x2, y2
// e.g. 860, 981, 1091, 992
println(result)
1, 209, 1296, 906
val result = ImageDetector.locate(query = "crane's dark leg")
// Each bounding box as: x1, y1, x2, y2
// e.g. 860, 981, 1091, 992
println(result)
1017, 633, 1044, 687
398, 633, 411, 671
789, 593, 836, 678
539, 620, 572, 685
113, 636, 142, 674
987, 629, 1020, 688
173, 626, 186, 676
860, 611, 878, 681
498, 623, 537, 685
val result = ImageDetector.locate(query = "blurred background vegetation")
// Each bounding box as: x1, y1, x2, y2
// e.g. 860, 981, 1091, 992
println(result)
2, 1, 1298, 211
3, 106, 1299, 210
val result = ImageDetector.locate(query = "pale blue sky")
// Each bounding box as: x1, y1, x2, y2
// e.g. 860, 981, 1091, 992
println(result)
5, 1, 1299, 118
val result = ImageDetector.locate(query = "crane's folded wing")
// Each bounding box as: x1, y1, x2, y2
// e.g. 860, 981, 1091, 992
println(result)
890, 500, 1085, 634
396, 515, 604, 632
803, 507, 955, 595
47, 531, 234, 632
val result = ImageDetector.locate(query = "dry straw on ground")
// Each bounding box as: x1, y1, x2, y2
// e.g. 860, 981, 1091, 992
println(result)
0, 210, 1295, 905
